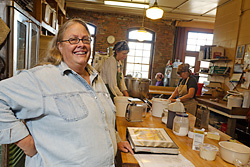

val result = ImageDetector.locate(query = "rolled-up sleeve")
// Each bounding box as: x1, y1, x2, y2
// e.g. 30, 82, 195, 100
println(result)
120, 73, 127, 93
0, 71, 43, 144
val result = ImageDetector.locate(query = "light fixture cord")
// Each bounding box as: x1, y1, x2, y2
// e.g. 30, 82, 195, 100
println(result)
142, 0, 146, 27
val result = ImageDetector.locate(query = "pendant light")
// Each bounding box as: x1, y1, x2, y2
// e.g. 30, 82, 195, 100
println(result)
146, 0, 164, 20
137, 1, 147, 41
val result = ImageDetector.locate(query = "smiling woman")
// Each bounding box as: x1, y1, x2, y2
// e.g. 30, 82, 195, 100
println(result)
0, 18, 133, 167
57, 22, 92, 80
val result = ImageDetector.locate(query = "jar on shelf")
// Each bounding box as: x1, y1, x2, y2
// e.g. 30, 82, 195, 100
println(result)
173, 112, 189, 136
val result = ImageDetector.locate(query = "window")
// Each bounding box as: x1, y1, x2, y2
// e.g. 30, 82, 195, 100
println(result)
126, 29, 155, 79
186, 32, 213, 52
184, 56, 196, 73
86, 23, 96, 65
184, 31, 213, 83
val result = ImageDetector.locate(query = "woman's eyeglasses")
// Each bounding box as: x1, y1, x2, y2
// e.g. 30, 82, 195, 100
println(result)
60, 37, 92, 45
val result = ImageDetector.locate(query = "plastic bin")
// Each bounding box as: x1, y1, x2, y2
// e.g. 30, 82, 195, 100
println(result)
196, 83, 204, 96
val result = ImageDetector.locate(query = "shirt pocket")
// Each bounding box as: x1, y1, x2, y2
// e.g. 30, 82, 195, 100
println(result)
54, 94, 88, 121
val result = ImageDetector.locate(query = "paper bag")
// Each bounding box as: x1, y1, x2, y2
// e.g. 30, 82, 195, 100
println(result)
194, 107, 210, 130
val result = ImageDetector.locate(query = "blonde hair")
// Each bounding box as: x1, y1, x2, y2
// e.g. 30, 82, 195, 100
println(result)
40, 18, 90, 66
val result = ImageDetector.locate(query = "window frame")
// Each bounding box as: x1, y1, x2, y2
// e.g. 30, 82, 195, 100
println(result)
125, 27, 155, 79
182, 28, 213, 73
86, 22, 97, 66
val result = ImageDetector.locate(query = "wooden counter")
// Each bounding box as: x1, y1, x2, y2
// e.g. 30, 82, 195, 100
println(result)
196, 97, 248, 137
116, 113, 236, 167
196, 97, 249, 116
149, 86, 175, 98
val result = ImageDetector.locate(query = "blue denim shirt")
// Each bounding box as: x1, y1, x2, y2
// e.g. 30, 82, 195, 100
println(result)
0, 62, 120, 167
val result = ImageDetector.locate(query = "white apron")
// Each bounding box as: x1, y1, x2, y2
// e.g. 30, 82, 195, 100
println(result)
178, 77, 198, 115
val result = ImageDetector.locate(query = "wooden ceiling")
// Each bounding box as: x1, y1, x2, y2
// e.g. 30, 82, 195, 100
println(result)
66, 0, 232, 23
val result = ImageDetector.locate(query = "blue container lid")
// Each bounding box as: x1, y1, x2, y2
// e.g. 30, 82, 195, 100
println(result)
176, 112, 188, 117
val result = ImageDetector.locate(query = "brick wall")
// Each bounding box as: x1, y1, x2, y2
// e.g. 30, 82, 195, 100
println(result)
67, 8, 175, 83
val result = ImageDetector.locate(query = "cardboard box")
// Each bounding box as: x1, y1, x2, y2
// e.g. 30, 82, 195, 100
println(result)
211, 46, 224, 59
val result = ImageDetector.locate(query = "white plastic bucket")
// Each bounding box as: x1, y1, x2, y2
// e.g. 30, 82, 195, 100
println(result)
152, 98, 170, 117
243, 90, 250, 108
114, 96, 130, 117
227, 95, 243, 109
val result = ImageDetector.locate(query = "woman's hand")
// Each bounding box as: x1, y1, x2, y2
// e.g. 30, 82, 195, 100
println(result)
169, 98, 176, 102
117, 141, 134, 154
15, 135, 37, 157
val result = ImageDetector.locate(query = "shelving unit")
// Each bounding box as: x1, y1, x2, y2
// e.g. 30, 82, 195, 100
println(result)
208, 73, 230, 76
199, 72, 230, 77
200, 58, 232, 79
31, 0, 67, 35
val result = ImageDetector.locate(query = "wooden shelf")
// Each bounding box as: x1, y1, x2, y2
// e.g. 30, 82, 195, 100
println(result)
208, 73, 230, 76
202, 58, 232, 62
41, 21, 57, 35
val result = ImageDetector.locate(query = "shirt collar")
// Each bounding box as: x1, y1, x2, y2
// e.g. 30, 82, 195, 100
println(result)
58, 62, 99, 83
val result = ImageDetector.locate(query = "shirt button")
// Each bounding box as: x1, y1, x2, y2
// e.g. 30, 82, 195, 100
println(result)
95, 96, 98, 99
105, 127, 109, 131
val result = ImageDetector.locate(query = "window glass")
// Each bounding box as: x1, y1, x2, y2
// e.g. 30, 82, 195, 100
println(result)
186, 32, 213, 52
128, 30, 153, 41
142, 57, 150, 64
127, 56, 134, 63
185, 31, 213, 83
135, 56, 142, 63
86, 23, 96, 65
136, 43, 144, 49
128, 42, 137, 49
143, 43, 151, 50
126, 29, 154, 78
200, 61, 210, 68
184, 56, 196, 73
143, 50, 151, 57
87, 24, 95, 35
135, 50, 143, 57
185, 56, 196, 67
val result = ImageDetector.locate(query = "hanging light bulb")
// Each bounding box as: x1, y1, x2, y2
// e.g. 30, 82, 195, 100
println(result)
146, 0, 164, 20
137, 26, 147, 41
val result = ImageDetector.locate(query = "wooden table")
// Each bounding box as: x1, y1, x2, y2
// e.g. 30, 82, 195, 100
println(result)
116, 113, 236, 167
